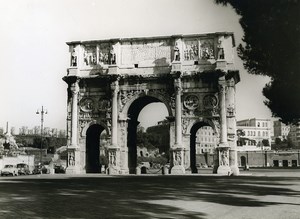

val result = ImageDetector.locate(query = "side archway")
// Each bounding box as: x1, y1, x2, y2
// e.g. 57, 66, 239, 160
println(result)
85, 124, 107, 173
189, 120, 218, 173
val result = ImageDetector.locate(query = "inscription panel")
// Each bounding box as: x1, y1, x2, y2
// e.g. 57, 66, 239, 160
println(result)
121, 40, 172, 65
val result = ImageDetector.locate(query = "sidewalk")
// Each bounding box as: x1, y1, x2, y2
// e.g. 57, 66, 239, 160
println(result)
0, 171, 300, 218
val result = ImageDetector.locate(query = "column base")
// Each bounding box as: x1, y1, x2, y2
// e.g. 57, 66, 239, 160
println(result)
217, 165, 232, 176
230, 165, 240, 176
66, 166, 81, 174
135, 166, 141, 175
170, 165, 185, 175
107, 166, 119, 175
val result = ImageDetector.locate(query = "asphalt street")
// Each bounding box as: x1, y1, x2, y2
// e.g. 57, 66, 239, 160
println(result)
0, 169, 300, 219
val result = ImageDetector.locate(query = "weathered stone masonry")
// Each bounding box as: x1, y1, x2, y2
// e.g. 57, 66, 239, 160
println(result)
63, 33, 240, 175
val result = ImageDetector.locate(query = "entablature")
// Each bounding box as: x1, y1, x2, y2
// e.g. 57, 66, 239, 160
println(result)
66, 32, 237, 77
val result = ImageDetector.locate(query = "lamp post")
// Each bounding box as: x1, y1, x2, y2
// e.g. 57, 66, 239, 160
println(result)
36, 106, 47, 165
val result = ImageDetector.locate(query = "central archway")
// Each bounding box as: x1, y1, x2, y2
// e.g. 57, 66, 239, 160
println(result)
86, 124, 106, 173
127, 95, 170, 174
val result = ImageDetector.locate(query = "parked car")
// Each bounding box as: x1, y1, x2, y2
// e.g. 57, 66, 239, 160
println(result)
16, 163, 30, 175
1, 164, 18, 176
42, 165, 50, 174
32, 165, 42, 174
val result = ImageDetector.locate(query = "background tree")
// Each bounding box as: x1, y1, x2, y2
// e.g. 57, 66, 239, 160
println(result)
215, 0, 300, 124
262, 139, 270, 147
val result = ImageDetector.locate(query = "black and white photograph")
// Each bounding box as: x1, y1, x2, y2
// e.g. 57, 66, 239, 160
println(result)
0, 0, 299, 218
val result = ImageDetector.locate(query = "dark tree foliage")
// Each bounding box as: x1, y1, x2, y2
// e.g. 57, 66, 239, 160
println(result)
262, 139, 270, 146
215, 0, 300, 124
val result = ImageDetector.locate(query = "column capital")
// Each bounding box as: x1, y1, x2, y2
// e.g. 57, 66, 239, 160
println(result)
174, 77, 182, 94
218, 75, 226, 85
70, 80, 80, 94
111, 76, 120, 92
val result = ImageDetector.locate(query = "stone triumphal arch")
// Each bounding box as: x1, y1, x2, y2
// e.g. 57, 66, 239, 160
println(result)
63, 33, 240, 175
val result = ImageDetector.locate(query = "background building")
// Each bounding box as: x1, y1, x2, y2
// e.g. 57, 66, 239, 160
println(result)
237, 118, 272, 151
195, 126, 218, 154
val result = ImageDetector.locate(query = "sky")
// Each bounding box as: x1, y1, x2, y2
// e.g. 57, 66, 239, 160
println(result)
0, 0, 272, 132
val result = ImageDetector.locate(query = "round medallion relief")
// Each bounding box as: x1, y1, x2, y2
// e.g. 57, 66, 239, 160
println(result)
80, 98, 94, 112
184, 95, 199, 110
203, 94, 218, 108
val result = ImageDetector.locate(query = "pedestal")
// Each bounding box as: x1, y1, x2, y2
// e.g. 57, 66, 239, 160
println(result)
107, 166, 119, 175
229, 149, 239, 175
107, 147, 120, 175
66, 148, 81, 174
170, 147, 185, 174
217, 165, 232, 175
216, 146, 232, 175
170, 165, 185, 175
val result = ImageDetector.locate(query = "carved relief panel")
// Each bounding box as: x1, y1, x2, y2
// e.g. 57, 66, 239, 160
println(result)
183, 39, 199, 61
183, 38, 215, 61
201, 94, 219, 117
83, 45, 97, 66
99, 43, 115, 65
200, 39, 215, 60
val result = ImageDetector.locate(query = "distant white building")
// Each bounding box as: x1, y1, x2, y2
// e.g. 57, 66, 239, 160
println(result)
237, 118, 272, 151
34, 126, 40, 135
195, 126, 218, 154
19, 126, 29, 135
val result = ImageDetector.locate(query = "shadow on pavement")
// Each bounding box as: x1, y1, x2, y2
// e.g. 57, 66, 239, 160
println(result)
0, 175, 300, 218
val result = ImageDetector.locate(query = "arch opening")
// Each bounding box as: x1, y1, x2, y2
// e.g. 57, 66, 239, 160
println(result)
127, 95, 170, 174
241, 156, 246, 167
86, 124, 107, 173
190, 122, 217, 173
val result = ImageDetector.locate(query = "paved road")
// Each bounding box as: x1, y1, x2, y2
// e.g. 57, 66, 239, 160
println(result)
0, 169, 300, 219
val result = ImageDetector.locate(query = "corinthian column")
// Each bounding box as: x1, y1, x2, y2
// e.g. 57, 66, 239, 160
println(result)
226, 78, 239, 175
108, 77, 120, 174
111, 79, 119, 147
219, 79, 228, 146
66, 79, 80, 174
175, 77, 183, 147
70, 80, 79, 147
171, 76, 185, 174
217, 76, 231, 175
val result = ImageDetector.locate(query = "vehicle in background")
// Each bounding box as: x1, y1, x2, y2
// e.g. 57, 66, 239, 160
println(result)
41, 165, 50, 174
1, 164, 18, 176
32, 165, 42, 174
16, 163, 30, 175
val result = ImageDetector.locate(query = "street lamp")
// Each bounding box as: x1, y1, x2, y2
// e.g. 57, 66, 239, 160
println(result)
36, 106, 47, 165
